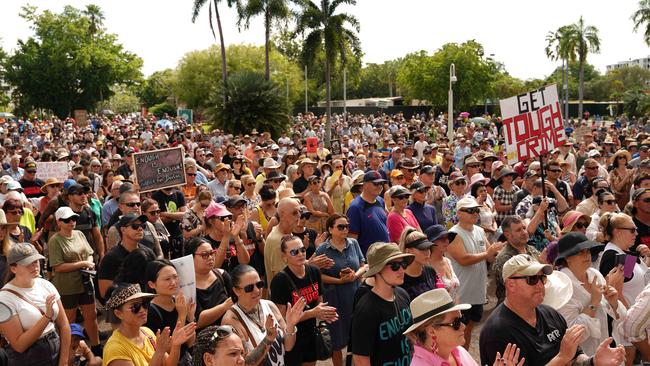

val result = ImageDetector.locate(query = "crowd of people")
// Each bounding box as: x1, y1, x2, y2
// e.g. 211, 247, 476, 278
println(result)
0, 111, 647, 366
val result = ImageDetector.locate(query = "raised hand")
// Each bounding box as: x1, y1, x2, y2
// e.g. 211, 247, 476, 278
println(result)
315, 232, 328, 246
44, 294, 56, 320
581, 276, 603, 306
493, 343, 525, 366
155, 327, 172, 353
308, 253, 335, 269
171, 321, 196, 346
285, 298, 307, 328
264, 314, 277, 343
605, 266, 624, 291
594, 337, 626, 366
175, 293, 188, 319
314, 302, 338, 323
557, 325, 586, 363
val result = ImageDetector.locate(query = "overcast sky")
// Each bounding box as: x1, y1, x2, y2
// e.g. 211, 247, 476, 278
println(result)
1, 0, 649, 81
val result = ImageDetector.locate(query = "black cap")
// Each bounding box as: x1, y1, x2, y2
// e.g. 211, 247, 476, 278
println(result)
390, 187, 411, 198
425, 224, 450, 242
224, 196, 247, 208
556, 232, 604, 261
66, 183, 90, 195
420, 165, 435, 174
116, 213, 148, 229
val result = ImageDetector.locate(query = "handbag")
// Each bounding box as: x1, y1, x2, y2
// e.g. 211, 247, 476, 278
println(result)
281, 268, 333, 361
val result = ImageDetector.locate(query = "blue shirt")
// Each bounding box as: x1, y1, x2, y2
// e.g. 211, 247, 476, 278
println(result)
408, 201, 438, 232
101, 198, 119, 227
347, 195, 389, 255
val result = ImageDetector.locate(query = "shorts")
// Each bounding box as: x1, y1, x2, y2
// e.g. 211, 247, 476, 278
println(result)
284, 326, 317, 366
461, 304, 484, 323
60, 292, 95, 309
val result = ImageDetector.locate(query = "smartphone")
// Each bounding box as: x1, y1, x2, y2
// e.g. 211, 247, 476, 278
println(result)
615, 253, 627, 267
624, 255, 637, 279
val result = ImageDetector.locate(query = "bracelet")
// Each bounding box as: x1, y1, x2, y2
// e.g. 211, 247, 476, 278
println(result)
285, 327, 297, 336
43, 313, 53, 321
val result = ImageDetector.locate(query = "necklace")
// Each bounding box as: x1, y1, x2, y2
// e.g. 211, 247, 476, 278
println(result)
242, 303, 264, 330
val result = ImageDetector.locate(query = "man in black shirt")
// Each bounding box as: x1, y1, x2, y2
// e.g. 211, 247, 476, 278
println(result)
631, 188, 650, 255
351, 242, 414, 366
480, 254, 625, 366
152, 187, 186, 258
19, 162, 44, 198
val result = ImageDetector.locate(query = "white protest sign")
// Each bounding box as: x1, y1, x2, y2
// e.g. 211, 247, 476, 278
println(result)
499, 84, 567, 165
170, 254, 196, 304
36, 162, 69, 182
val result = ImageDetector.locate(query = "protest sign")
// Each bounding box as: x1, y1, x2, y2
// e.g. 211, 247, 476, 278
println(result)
177, 108, 193, 124
74, 109, 88, 127
499, 84, 567, 165
306, 137, 318, 154
133, 147, 186, 193
36, 162, 69, 182
170, 255, 196, 304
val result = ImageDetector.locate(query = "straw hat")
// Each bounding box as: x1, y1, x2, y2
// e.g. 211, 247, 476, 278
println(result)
403, 289, 471, 335
364, 242, 414, 278
40, 178, 63, 194
612, 149, 631, 164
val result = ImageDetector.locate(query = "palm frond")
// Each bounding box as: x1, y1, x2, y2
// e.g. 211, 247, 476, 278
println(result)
191, 0, 208, 22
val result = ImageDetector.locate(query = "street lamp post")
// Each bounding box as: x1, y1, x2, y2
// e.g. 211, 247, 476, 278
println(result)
447, 63, 457, 140
304, 65, 308, 114
343, 68, 347, 120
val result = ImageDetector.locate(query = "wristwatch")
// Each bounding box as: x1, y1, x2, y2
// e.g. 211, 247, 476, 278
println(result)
588, 304, 598, 311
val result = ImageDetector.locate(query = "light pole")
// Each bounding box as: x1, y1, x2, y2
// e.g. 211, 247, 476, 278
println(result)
343, 68, 347, 120
447, 63, 457, 140
304, 65, 308, 114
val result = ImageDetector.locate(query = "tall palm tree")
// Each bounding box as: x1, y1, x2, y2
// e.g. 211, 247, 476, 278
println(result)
295, 0, 361, 146
236, 0, 290, 80
545, 26, 571, 118
192, 0, 233, 86
632, 0, 650, 46
82, 4, 104, 37
561, 16, 600, 118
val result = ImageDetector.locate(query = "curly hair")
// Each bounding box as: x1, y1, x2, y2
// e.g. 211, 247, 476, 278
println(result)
193, 325, 232, 366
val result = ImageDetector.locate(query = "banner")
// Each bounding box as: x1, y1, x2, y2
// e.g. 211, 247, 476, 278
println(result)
170, 255, 196, 304
306, 137, 318, 154
35, 162, 69, 182
74, 109, 88, 127
500, 84, 567, 165
177, 108, 193, 124
133, 147, 186, 193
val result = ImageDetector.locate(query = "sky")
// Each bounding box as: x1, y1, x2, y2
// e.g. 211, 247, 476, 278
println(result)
1, 0, 649, 81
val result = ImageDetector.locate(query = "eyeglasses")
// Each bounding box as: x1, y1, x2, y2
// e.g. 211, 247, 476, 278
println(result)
147, 210, 160, 215
603, 199, 617, 205
549, 169, 562, 173
461, 207, 480, 214
510, 274, 547, 286
585, 166, 598, 170
128, 299, 151, 314
466, 164, 480, 169
237, 280, 265, 293
60, 216, 78, 224
387, 260, 409, 271
218, 215, 233, 221
435, 316, 463, 330
230, 185, 242, 190
289, 246, 307, 256
300, 212, 312, 220
393, 195, 410, 200
194, 250, 217, 260
187, 173, 197, 176
617, 227, 638, 234
125, 202, 141, 208
336, 224, 349, 231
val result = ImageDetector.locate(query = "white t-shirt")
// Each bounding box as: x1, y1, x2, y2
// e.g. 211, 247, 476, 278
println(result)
0, 278, 60, 335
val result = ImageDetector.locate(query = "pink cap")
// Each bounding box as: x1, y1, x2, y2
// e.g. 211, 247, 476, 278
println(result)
492, 161, 504, 171
204, 202, 231, 219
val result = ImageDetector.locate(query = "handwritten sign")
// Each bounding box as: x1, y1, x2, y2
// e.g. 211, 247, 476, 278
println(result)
170, 255, 196, 304
35, 162, 69, 182
133, 147, 186, 193
306, 137, 318, 154
74, 109, 88, 127
500, 84, 567, 165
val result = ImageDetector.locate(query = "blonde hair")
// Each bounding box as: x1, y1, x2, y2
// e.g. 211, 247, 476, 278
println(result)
599, 212, 633, 241
398, 226, 427, 252
241, 174, 255, 185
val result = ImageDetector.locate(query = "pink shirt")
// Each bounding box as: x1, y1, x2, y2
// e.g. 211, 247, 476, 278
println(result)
387, 209, 421, 242
411, 344, 478, 366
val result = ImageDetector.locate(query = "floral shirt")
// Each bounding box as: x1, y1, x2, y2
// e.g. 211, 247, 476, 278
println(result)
181, 208, 202, 234
515, 195, 559, 251
442, 193, 466, 229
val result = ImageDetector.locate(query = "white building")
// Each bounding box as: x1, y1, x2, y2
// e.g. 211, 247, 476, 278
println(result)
606, 56, 650, 71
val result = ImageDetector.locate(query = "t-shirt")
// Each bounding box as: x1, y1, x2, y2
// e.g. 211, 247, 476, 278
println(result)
401, 265, 438, 301
293, 176, 309, 194
65, 205, 98, 252
264, 226, 288, 285
270, 264, 322, 344
19, 178, 44, 198
350, 288, 413, 366
195, 269, 232, 329
98, 244, 156, 283
633, 216, 650, 254
449, 224, 488, 304
0, 278, 60, 336
152, 189, 186, 239
103, 327, 156, 366
48, 230, 94, 295
347, 196, 389, 255
479, 304, 581, 366
146, 302, 190, 359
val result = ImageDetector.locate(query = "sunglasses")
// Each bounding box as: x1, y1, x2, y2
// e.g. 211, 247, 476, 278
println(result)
549, 169, 562, 173
393, 195, 410, 200
617, 227, 638, 234
461, 207, 480, 214
574, 222, 589, 229
300, 212, 312, 220
585, 166, 598, 170
466, 164, 480, 169
125, 202, 141, 208
387, 260, 409, 271
194, 250, 217, 260
231, 186, 242, 190
129, 223, 146, 230
510, 274, 547, 286
147, 210, 160, 215
453, 180, 467, 186
238, 280, 265, 293
271, 179, 283, 184
336, 224, 349, 231
187, 173, 197, 176
218, 215, 233, 221
603, 199, 617, 205
246, 182, 256, 187
311, 180, 322, 185
435, 316, 463, 331
289, 246, 307, 256
60, 216, 78, 224
371, 182, 383, 187
128, 299, 151, 314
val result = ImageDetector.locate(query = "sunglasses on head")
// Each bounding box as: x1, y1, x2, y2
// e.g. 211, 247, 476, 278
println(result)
461, 207, 480, 214
194, 249, 217, 260
289, 246, 307, 256
387, 260, 409, 271
435, 316, 463, 331
238, 280, 265, 293
127, 299, 151, 314
125, 202, 141, 208
60, 216, 78, 224
510, 274, 547, 286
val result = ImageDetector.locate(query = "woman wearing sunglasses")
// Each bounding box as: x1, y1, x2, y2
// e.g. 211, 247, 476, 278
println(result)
203, 202, 251, 272
314, 214, 365, 366
47, 207, 101, 354
425, 225, 461, 302
103, 283, 196, 366
398, 227, 438, 300
303, 175, 334, 233
241, 175, 261, 211
142, 199, 171, 259
188, 237, 235, 330
270, 235, 338, 366
193, 325, 245, 366
586, 190, 618, 242
387, 186, 421, 243
404, 288, 524, 366
223, 264, 306, 366
609, 150, 633, 210
145, 260, 196, 366
181, 190, 213, 240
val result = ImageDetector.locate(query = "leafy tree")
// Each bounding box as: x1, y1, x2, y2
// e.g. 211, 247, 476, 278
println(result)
97, 84, 140, 114
139, 69, 177, 107
558, 16, 601, 117
632, 0, 650, 46
491, 73, 526, 99
273, 28, 302, 65
0, 41, 10, 110
82, 4, 104, 37
236, 0, 290, 80
3, 5, 142, 118
295, 0, 362, 146
206, 71, 290, 136
149, 102, 177, 118
192, 0, 235, 87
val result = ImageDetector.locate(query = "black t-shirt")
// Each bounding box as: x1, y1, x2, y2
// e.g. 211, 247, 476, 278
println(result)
479, 303, 582, 366
293, 176, 309, 194
350, 288, 412, 366
195, 269, 233, 329
98, 244, 156, 282
270, 264, 322, 342
19, 178, 44, 198
204, 234, 241, 273
401, 265, 437, 301
152, 189, 186, 239
146, 303, 190, 359
434, 165, 455, 195
293, 228, 317, 259
67, 205, 97, 250
633, 216, 650, 254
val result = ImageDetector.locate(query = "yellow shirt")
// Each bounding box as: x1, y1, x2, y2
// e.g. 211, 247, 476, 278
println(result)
20, 209, 36, 233
103, 327, 156, 366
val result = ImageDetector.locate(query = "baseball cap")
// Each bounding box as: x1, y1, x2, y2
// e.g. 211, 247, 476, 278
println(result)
456, 196, 481, 211
55, 207, 79, 221
363, 170, 387, 183
116, 213, 148, 229
70, 323, 86, 339
390, 186, 411, 198
7, 242, 45, 266
502, 254, 553, 282
420, 165, 435, 174
67, 183, 90, 195
204, 202, 232, 219
6, 181, 22, 192
25, 162, 37, 171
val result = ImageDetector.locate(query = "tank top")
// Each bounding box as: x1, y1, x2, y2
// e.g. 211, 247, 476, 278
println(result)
232, 300, 285, 366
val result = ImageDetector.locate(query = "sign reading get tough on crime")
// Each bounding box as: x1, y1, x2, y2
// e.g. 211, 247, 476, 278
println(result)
133, 147, 186, 193
499, 84, 567, 165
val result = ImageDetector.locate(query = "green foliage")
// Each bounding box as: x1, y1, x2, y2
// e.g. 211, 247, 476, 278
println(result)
632, 0, 650, 46
149, 102, 177, 118
139, 69, 176, 107
97, 84, 140, 114
622, 88, 650, 116
206, 71, 290, 137
3, 5, 142, 118
396, 41, 496, 109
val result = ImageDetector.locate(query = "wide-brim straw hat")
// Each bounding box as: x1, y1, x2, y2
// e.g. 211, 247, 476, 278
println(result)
404, 289, 471, 335
40, 178, 63, 194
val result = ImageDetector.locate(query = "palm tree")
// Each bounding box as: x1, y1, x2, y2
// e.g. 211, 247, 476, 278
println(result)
236, 0, 290, 80
295, 0, 361, 146
545, 26, 571, 118
632, 0, 650, 46
560, 16, 600, 119
82, 4, 104, 37
192, 0, 233, 86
